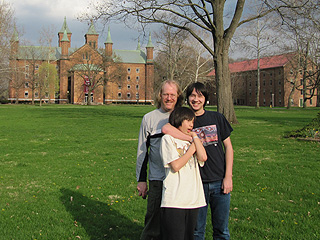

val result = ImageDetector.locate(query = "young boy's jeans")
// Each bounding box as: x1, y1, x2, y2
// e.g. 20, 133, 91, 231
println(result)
194, 180, 230, 240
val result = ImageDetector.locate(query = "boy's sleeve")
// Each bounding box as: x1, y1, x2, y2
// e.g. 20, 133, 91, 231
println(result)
160, 135, 178, 168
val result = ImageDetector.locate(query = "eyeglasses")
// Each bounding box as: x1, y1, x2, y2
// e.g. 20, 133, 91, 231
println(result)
162, 93, 177, 99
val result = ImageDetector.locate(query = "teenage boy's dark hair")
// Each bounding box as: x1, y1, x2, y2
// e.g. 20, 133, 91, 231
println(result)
169, 107, 195, 128
186, 82, 209, 107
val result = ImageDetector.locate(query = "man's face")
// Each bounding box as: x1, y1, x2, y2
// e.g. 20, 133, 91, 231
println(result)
160, 83, 178, 112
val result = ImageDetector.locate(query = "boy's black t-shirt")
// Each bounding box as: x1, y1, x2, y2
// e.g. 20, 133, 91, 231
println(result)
193, 110, 233, 183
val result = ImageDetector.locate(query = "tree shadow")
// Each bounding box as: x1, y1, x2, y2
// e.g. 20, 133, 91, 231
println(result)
60, 188, 143, 240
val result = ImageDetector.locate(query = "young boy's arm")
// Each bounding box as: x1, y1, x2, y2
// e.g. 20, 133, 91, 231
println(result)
162, 123, 193, 142
190, 132, 207, 163
169, 143, 195, 172
222, 137, 233, 194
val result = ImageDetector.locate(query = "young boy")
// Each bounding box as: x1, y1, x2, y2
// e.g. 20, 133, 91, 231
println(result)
160, 107, 207, 240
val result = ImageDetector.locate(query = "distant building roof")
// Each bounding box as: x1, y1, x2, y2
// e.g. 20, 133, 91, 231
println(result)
208, 53, 296, 76
17, 45, 147, 64
113, 49, 147, 64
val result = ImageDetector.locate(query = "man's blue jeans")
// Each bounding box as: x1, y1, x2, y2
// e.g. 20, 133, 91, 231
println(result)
194, 180, 230, 240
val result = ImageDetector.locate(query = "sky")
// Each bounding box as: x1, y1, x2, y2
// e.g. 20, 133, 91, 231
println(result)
10, 0, 146, 50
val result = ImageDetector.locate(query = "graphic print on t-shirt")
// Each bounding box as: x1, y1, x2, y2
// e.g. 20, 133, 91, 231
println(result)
193, 125, 218, 146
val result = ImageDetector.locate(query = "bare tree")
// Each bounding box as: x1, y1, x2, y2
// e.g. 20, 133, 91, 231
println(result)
84, 0, 309, 123
233, 2, 280, 108
275, 0, 320, 108
0, 0, 15, 99
154, 26, 213, 93
101, 52, 127, 104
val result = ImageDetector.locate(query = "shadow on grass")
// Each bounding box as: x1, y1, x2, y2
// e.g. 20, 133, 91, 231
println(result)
60, 188, 143, 240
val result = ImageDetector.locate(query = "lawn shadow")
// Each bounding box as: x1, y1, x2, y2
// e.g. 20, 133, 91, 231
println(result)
60, 188, 143, 240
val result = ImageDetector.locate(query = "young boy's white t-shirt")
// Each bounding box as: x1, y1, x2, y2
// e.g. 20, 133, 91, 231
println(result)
160, 134, 206, 209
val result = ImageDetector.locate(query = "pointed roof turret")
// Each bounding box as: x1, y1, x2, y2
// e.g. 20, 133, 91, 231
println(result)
61, 29, 70, 42
136, 39, 141, 50
105, 27, 113, 44
59, 17, 72, 34
87, 20, 98, 35
146, 32, 154, 48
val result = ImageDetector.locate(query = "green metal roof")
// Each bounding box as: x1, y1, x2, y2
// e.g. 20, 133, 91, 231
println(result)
59, 17, 72, 34
71, 64, 104, 72
86, 21, 98, 35
105, 27, 113, 44
16, 46, 147, 64
113, 49, 147, 64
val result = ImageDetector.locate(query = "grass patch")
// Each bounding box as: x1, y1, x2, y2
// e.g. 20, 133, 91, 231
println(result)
0, 105, 319, 239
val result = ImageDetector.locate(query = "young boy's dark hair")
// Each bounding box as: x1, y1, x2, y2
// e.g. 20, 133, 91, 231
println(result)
169, 107, 195, 128
186, 82, 209, 107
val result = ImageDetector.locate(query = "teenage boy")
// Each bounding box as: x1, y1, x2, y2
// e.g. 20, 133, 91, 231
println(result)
136, 80, 184, 240
162, 82, 234, 240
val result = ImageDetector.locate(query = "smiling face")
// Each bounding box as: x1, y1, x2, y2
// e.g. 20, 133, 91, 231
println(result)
188, 88, 205, 116
160, 82, 178, 112
178, 119, 194, 135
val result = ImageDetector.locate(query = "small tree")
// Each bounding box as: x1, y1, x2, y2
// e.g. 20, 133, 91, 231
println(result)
38, 62, 59, 106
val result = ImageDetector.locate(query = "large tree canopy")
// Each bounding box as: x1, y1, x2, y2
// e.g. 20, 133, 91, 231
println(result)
86, 0, 311, 123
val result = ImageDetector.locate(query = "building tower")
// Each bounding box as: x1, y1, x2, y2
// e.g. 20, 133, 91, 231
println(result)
85, 21, 99, 49
58, 17, 72, 48
145, 33, 154, 102
104, 27, 113, 57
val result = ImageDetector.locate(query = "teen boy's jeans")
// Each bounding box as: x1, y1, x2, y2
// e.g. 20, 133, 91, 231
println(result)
194, 180, 230, 240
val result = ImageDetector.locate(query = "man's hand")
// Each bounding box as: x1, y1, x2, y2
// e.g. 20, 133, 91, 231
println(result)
137, 182, 148, 199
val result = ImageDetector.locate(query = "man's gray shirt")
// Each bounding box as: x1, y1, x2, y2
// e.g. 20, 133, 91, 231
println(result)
136, 108, 170, 182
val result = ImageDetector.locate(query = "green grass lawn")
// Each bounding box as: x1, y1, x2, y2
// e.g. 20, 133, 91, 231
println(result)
0, 104, 319, 239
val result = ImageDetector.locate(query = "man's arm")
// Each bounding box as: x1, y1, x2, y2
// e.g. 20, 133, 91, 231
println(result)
162, 123, 192, 142
136, 117, 149, 199
222, 137, 234, 194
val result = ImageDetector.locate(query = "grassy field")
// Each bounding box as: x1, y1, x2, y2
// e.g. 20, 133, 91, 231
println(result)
0, 104, 319, 240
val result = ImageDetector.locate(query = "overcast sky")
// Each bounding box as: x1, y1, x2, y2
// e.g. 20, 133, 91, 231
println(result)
10, 0, 146, 50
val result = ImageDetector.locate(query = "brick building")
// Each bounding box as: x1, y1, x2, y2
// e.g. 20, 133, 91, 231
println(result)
207, 53, 318, 107
9, 18, 154, 104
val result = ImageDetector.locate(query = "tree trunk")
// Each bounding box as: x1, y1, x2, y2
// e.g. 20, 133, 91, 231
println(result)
214, 48, 238, 124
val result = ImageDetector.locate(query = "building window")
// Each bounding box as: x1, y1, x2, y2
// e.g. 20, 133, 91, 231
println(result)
136, 68, 140, 73
118, 85, 122, 90
279, 89, 281, 95
35, 92, 39, 98
136, 84, 139, 90
25, 82, 29, 88
35, 65, 39, 70
118, 92, 122, 98
45, 92, 49, 98
127, 76, 131, 81
310, 98, 313, 105
136, 93, 139, 99
127, 68, 131, 73
263, 80, 266, 86
279, 99, 282, 105
25, 73, 29, 79
127, 85, 131, 89
279, 80, 281, 85
136, 76, 140, 81
127, 93, 131, 98
24, 91, 28, 98
270, 80, 272, 85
